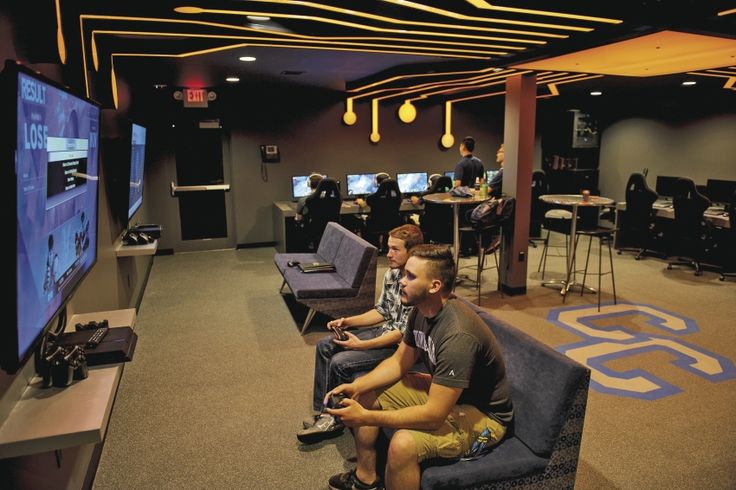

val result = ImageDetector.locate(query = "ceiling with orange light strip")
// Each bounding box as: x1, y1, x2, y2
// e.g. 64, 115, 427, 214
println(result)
2, 1, 735, 107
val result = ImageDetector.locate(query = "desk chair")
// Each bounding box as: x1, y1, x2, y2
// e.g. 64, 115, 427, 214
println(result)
364, 179, 403, 253
621, 173, 661, 260
529, 170, 548, 247
667, 178, 712, 276
418, 176, 454, 244
719, 191, 736, 281
301, 178, 341, 251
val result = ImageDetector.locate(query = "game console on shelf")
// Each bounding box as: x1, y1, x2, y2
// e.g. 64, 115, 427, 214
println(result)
122, 223, 162, 246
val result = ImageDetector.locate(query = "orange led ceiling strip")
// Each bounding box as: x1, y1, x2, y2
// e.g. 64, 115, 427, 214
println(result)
379, 0, 606, 31
717, 8, 736, 16
686, 68, 736, 90
349, 66, 507, 93
77, 13, 502, 97
230, 0, 570, 38
463, 0, 622, 24
175, 6, 548, 45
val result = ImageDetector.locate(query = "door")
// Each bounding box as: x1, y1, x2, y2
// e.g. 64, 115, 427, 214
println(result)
169, 121, 235, 252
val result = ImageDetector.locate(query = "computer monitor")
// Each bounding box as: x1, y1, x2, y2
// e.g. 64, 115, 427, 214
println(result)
705, 179, 736, 206
291, 174, 327, 200
1, 60, 101, 374
346, 173, 378, 197
444, 170, 455, 179
128, 123, 146, 220
396, 172, 428, 194
655, 175, 679, 199
486, 170, 499, 183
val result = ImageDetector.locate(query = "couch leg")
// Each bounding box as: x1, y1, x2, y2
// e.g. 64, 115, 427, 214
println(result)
279, 279, 287, 294
302, 308, 317, 334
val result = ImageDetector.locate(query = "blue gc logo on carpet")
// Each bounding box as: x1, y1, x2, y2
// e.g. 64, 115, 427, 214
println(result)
547, 303, 736, 400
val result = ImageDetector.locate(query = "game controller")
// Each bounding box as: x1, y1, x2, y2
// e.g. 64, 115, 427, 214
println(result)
333, 326, 348, 341
287, 260, 300, 267
327, 392, 347, 410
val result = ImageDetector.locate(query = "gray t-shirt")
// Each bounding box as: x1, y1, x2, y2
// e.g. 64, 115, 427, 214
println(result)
403, 298, 513, 424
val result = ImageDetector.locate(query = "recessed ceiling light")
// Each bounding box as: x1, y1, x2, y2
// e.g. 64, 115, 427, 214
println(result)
590, 91, 603, 96
246, 15, 270, 21
239, 56, 257, 62
681, 80, 697, 86
226, 77, 240, 83
153, 83, 167, 89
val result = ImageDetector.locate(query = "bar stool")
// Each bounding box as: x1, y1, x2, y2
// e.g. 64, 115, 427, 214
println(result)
576, 227, 617, 311
457, 223, 503, 304
538, 209, 575, 279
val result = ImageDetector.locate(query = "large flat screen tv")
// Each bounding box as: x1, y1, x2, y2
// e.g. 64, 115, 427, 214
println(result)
128, 123, 146, 220
1, 61, 101, 374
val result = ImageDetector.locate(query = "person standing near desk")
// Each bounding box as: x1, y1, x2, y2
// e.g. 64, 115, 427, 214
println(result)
295, 173, 324, 222
453, 136, 485, 188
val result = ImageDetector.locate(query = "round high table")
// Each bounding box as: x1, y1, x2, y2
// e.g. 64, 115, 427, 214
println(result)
422, 192, 492, 287
538, 194, 615, 297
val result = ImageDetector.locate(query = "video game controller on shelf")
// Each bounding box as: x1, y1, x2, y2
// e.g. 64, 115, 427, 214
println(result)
327, 392, 347, 410
287, 260, 300, 267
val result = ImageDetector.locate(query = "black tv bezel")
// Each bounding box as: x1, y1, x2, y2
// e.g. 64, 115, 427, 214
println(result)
127, 121, 147, 221
345, 172, 378, 198
1, 60, 102, 374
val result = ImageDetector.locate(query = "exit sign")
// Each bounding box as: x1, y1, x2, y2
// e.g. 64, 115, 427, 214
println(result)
183, 88, 208, 108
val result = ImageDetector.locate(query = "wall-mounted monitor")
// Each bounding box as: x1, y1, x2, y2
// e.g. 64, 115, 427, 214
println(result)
655, 175, 680, 199
128, 123, 146, 220
396, 172, 428, 194
291, 174, 327, 200
705, 178, 736, 205
346, 173, 377, 197
1, 61, 101, 374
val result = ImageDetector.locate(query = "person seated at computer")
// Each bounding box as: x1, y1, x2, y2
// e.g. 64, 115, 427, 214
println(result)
453, 136, 485, 189
297, 224, 424, 444
295, 173, 324, 222
355, 172, 390, 209
489, 143, 504, 198
410, 174, 441, 205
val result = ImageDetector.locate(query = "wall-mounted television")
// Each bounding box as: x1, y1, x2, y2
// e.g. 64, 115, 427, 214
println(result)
127, 123, 146, 220
396, 172, 428, 194
1, 61, 101, 374
346, 173, 377, 197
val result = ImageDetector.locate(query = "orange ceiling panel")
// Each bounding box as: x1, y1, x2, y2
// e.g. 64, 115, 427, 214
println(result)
513, 30, 736, 77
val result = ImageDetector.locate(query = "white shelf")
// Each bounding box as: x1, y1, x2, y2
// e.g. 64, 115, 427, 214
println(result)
0, 309, 136, 459
115, 239, 157, 257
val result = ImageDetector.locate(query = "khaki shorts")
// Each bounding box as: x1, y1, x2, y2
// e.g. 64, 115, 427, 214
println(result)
377, 372, 506, 462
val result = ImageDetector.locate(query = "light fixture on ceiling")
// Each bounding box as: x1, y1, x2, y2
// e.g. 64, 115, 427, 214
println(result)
239, 56, 257, 62
681, 80, 697, 86
226, 76, 240, 82
153, 83, 168, 89
590, 91, 602, 96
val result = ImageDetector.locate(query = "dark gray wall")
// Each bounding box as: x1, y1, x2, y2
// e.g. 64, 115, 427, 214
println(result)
599, 114, 736, 201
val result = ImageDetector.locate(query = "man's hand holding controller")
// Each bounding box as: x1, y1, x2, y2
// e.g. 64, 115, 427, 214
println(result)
327, 317, 349, 341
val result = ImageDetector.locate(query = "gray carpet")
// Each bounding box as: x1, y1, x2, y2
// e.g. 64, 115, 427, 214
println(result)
92, 237, 736, 489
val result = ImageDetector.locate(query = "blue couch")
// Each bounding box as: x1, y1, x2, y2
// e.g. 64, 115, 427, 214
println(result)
383, 300, 591, 489
274, 222, 377, 334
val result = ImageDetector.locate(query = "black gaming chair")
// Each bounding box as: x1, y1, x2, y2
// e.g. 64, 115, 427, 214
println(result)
364, 179, 404, 252
302, 178, 342, 250
667, 177, 712, 276
622, 173, 661, 260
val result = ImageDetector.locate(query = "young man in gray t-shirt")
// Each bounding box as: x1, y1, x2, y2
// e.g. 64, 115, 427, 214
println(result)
325, 245, 513, 490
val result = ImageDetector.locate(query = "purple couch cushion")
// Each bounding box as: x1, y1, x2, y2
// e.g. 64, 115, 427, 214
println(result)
333, 230, 375, 288
316, 222, 345, 264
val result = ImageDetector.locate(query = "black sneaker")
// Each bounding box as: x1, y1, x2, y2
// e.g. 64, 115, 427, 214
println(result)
328, 469, 383, 490
296, 414, 344, 444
